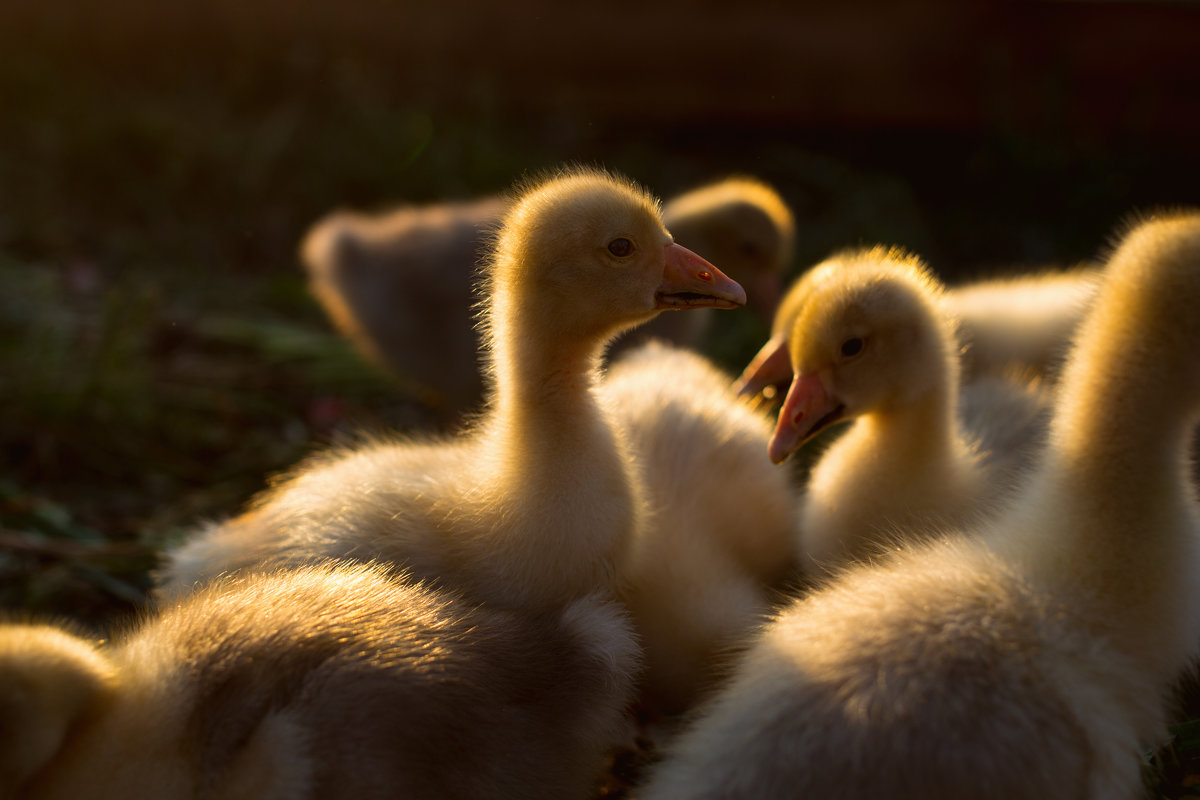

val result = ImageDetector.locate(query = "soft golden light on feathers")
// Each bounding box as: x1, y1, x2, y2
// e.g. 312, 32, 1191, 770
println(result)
786, 245, 956, 413
603, 341, 799, 716
1053, 211, 1200, 462
478, 168, 669, 367
489, 167, 662, 279
642, 212, 1200, 799
160, 168, 692, 614
301, 172, 791, 421
777, 246, 994, 573
662, 176, 795, 273
6, 563, 640, 800
0, 625, 118, 794
790, 245, 944, 318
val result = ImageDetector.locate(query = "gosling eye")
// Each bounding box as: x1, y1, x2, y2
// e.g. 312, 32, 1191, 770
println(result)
607, 237, 634, 258
840, 337, 865, 358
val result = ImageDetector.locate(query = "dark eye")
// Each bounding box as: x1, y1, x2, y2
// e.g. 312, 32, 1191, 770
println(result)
607, 238, 634, 257
840, 337, 864, 358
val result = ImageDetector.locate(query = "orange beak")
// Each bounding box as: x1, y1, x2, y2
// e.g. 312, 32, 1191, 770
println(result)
736, 332, 794, 398
768, 371, 846, 464
655, 243, 747, 310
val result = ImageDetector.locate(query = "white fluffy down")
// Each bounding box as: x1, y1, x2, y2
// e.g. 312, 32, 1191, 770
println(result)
604, 341, 799, 716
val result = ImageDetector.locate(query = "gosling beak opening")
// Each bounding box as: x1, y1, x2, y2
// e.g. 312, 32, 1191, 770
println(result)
655, 243, 747, 310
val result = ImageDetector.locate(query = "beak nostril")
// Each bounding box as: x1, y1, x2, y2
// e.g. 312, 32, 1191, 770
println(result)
698, 270, 712, 281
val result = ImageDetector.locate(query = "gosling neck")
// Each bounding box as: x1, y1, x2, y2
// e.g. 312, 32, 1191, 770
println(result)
484, 292, 615, 438
850, 372, 963, 469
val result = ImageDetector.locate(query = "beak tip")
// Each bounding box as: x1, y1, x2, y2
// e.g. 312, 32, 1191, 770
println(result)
721, 283, 748, 308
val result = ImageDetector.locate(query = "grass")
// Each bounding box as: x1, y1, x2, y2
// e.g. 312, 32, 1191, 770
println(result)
2, 1, 1200, 795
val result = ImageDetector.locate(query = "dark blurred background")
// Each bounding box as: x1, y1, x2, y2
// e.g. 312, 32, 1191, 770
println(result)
1, 0, 1198, 633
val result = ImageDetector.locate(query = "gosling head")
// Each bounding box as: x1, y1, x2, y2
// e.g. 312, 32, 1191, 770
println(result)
767, 247, 954, 464
662, 176, 795, 321
0, 624, 118, 794
486, 168, 746, 345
